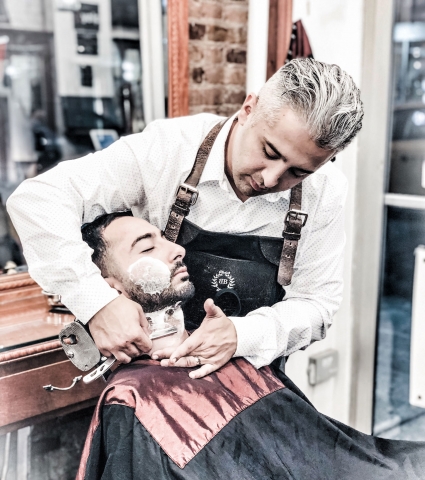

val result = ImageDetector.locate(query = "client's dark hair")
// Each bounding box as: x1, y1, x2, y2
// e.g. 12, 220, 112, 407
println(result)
81, 211, 133, 276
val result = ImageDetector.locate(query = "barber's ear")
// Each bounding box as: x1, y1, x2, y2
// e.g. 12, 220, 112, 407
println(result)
238, 93, 258, 125
104, 277, 130, 298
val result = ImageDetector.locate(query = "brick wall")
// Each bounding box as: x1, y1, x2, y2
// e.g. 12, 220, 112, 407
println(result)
188, 0, 248, 116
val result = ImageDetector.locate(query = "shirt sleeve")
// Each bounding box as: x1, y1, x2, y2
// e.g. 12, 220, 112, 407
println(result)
228, 175, 347, 369
6, 133, 152, 322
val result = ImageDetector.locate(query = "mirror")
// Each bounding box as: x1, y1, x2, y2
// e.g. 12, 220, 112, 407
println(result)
0, 0, 188, 276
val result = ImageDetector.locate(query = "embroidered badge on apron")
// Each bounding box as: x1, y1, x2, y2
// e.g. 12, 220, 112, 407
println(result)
212, 270, 235, 291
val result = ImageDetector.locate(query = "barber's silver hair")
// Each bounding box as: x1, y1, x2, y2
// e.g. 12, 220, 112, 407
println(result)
255, 58, 364, 153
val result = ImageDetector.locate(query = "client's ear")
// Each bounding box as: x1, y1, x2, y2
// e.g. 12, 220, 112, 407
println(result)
104, 277, 130, 298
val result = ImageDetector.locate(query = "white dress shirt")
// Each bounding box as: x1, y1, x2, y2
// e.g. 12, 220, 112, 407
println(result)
7, 113, 347, 368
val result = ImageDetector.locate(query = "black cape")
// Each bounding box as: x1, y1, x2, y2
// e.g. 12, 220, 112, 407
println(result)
77, 358, 425, 480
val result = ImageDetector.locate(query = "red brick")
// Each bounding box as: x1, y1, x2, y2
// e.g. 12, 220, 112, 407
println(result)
223, 89, 246, 104
200, 2, 223, 18
217, 104, 240, 116
189, 105, 217, 115
203, 46, 224, 64
204, 105, 221, 114
189, 44, 204, 63
192, 67, 205, 83
204, 65, 224, 84
207, 25, 228, 42
188, 0, 201, 18
189, 23, 206, 40
189, 87, 223, 106
189, 105, 206, 115
223, 5, 248, 24
224, 65, 246, 85
188, 0, 249, 117
226, 48, 246, 64
189, 89, 203, 106
227, 26, 247, 44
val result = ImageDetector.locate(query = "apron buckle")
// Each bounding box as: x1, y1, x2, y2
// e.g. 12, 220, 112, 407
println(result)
285, 209, 308, 227
176, 183, 199, 206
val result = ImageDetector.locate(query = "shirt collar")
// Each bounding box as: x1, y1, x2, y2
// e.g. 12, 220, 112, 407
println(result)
199, 111, 291, 203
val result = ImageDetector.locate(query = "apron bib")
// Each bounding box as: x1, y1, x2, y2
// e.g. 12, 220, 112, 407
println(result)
176, 219, 285, 330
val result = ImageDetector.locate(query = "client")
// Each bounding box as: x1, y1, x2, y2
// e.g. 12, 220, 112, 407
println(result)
77, 212, 425, 480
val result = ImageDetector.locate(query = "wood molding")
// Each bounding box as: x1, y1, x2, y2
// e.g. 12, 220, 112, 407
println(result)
168, 0, 189, 117
0, 273, 44, 314
0, 272, 36, 291
267, 0, 293, 79
0, 340, 62, 364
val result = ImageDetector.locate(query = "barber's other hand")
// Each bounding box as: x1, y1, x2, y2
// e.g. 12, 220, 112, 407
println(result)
88, 295, 152, 364
152, 299, 237, 379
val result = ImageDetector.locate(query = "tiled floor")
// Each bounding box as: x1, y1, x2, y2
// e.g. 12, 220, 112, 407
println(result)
373, 295, 425, 440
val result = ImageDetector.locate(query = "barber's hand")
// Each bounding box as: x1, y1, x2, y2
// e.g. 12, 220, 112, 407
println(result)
88, 295, 152, 364
152, 299, 237, 379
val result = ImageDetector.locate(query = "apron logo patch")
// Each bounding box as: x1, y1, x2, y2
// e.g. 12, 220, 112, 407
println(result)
212, 270, 235, 291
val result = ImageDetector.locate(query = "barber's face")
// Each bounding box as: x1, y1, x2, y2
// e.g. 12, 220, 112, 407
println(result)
226, 95, 335, 202
103, 217, 194, 311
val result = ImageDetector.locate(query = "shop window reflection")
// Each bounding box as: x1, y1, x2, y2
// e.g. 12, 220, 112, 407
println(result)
374, 0, 425, 440
0, 0, 165, 274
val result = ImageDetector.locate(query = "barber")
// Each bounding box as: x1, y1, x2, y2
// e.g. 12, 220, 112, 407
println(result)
7, 59, 363, 376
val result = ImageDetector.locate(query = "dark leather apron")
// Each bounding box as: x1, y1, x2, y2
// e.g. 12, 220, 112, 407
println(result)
164, 119, 308, 330
176, 219, 285, 329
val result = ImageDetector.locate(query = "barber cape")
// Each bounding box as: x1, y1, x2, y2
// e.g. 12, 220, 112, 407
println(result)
76, 358, 425, 480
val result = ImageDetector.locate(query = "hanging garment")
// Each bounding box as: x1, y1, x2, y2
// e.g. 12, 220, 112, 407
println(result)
287, 19, 314, 62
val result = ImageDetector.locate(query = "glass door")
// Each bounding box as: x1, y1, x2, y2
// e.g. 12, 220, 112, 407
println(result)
374, 0, 425, 440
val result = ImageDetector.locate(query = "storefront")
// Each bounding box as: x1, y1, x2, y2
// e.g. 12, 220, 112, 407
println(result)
0, 0, 167, 273
282, 0, 425, 441
374, 0, 425, 440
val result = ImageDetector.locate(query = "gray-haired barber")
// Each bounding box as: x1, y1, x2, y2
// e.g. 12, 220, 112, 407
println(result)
7, 58, 363, 377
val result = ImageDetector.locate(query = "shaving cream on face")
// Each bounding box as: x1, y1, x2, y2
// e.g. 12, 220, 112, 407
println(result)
127, 257, 171, 295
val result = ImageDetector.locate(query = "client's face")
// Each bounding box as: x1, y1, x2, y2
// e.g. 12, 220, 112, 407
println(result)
103, 217, 194, 313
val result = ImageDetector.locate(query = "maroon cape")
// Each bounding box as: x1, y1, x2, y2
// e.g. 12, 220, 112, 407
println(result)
77, 358, 425, 479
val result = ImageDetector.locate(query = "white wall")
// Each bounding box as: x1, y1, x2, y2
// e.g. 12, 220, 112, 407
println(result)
286, 0, 364, 425
285, 0, 393, 431
246, 0, 270, 94
138, 0, 165, 123
246, 0, 394, 430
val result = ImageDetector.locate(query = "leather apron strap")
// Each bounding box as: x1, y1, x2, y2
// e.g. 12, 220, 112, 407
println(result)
163, 118, 308, 287
163, 119, 228, 243
278, 182, 308, 286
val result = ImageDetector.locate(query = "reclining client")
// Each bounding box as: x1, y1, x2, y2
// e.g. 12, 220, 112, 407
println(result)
76, 211, 425, 480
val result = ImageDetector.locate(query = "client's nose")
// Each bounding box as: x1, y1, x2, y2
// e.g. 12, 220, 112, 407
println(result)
162, 232, 186, 262
168, 240, 185, 263
174, 243, 186, 261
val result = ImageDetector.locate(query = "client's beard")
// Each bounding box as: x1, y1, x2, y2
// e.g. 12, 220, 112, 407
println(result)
122, 261, 195, 313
